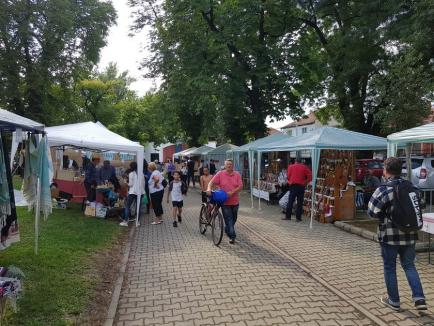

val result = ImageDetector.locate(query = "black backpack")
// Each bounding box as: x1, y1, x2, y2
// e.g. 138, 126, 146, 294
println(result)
386, 179, 423, 232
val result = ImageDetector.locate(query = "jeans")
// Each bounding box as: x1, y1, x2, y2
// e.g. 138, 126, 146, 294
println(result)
84, 181, 96, 202
381, 243, 425, 304
221, 205, 239, 240
123, 194, 141, 222
286, 184, 305, 220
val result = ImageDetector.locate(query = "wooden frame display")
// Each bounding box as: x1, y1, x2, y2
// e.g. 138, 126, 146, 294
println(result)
303, 150, 356, 223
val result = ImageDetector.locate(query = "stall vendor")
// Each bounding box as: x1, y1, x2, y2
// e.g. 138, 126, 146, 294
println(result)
84, 157, 100, 203
99, 160, 120, 191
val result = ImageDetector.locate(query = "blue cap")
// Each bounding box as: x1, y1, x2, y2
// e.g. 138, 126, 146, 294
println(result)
212, 189, 228, 205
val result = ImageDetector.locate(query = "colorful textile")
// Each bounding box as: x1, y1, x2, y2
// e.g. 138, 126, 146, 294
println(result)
22, 136, 38, 208
37, 136, 53, 220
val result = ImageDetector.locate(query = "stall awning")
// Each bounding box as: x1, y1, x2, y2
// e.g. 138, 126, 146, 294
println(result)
230, 132, 290, 153
187, 145, 214, 156
45, 121, 143, 153
173, 147, 197, 157
207, 143, 239, 155
257, 126, 387, 152
0, 109, 44, 132
388, 123, 434, 144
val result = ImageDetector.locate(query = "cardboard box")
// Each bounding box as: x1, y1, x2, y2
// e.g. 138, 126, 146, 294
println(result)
84, 205, 96, 217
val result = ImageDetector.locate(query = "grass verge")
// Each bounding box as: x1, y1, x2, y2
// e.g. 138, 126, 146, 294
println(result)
0, 204, 126, 325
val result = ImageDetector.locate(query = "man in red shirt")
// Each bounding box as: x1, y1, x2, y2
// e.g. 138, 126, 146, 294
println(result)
207, 159, 243, 244
284, 158, 312, 221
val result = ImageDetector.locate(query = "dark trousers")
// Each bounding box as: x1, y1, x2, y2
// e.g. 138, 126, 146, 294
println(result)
123, 194, 142, 222
84, 181, 96, 202
286, 184, 305, 220
222, 205, 239, 240
150, 190, 164, 216
187, 172, 195, 187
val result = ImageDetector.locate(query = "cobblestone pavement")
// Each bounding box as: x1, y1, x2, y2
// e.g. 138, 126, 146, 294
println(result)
115, 190, 434, 326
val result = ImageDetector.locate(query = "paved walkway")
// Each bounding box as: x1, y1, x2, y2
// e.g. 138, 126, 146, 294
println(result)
115, 190, 434, 326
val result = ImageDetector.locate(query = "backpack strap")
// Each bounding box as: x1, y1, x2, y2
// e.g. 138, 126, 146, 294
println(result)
169, 181, 174, 191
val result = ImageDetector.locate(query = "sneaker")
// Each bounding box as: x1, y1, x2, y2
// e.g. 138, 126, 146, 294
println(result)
229, 238, 235, 244
415, 299, 427, 310
178, 215, 182, 223
380, 296, 400, 311
173, 221, 178, 227
119, 221, 128, 227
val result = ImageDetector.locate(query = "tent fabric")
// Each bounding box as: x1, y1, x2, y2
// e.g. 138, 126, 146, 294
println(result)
187, 145, 214, 156
256, 126, 387, 152
206, 143, 238, 155
387, 123, 434, 157
173, 147, 197, 158
45, 121, 143, 153
230, 132, 290, 153
45, 121, 144, 226
0, 109, 44, 132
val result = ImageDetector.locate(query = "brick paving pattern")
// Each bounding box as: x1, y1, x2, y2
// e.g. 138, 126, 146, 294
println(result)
115, 190, 434, 326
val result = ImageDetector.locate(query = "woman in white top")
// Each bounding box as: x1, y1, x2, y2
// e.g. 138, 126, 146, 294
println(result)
121, 162, 144, 227
148, 162, 165, 224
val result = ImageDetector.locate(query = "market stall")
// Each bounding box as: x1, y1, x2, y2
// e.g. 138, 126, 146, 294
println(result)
173, 147, 197, 160
229, 132, 291, 206
0, 109, 49, 315
255, 127, 387, 227
203, 143, 239, 171
44, 121, 144, 226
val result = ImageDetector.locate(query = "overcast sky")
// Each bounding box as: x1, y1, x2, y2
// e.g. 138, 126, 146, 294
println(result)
98, 0, 292, 129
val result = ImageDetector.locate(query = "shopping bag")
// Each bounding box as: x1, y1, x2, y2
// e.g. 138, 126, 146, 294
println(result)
141, 195, 148, 206
279, 191, 290, 210
84, 205, 96, 217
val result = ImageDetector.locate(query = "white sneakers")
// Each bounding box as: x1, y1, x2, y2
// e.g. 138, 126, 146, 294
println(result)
119, 221, 128, 227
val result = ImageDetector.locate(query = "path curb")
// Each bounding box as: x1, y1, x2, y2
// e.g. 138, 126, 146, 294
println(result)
104, 226, 135, 326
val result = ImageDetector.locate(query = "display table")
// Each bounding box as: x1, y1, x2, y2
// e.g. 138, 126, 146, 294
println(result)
53, 179, 102, 204
422, 213, 434, 264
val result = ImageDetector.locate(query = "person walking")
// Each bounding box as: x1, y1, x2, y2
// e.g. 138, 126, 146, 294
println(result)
187, 157, 196, 188
148, 162, 165, 225
166, 171, 187, 227
200, 166, 213, 203
283, 158, 312, 221
207, 159, 243, 244
368, 157, 427, 311
209, 159, 216, 175
120, 162, 144, 227
166, 159, 176, 183
180, 162, 188, 184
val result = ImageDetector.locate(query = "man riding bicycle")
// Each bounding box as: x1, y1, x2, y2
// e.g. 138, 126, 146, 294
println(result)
207, 159, 243, 244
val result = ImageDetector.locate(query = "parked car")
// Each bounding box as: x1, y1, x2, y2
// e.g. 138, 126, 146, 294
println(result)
400, 156, 434, 189
355, 159, 384, 182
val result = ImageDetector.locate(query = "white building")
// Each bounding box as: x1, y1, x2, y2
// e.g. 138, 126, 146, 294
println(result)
281, 111, 339, 137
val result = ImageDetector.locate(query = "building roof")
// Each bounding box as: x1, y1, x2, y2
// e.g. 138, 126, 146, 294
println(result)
282, 112, 317, 129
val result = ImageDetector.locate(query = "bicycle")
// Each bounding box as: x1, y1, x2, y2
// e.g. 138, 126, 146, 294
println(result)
199, 197, 224, 246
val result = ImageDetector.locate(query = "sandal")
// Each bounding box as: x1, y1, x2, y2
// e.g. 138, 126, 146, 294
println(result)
151, 221, 160, 225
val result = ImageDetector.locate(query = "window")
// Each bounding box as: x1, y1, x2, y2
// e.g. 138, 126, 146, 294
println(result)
302, 127, 307, 134
286, 129, 293, 136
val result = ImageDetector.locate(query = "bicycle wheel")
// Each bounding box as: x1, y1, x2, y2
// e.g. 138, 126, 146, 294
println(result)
199, 205, 208, 234
211, 210, 224, 246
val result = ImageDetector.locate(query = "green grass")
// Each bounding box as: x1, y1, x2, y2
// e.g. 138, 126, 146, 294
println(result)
0, 204, 126, 325
12, 175, 22, 190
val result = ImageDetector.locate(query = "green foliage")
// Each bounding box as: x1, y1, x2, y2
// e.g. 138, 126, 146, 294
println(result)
0, 0, 116, 124
1, 205, 125, 326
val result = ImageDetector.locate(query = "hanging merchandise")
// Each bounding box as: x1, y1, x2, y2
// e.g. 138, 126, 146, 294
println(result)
22, 136, 38, 209
36, 136, 53, 220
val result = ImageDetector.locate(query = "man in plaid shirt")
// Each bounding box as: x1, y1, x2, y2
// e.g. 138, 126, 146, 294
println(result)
368, 157, 427, 311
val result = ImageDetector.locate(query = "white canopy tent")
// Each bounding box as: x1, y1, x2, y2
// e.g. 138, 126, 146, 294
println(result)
387, 123, 434, 180
43, 121, 144, 226
255, 127, 388, 227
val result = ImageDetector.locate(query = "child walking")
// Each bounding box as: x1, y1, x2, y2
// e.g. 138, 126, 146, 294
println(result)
167, 171, 188, 227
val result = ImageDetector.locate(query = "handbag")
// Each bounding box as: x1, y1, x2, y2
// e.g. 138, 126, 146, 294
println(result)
279, 190, 290, 210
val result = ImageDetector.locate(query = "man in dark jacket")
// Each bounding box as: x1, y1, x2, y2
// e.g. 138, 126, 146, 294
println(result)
84, 157, 99, 202
187, 157, 195, 188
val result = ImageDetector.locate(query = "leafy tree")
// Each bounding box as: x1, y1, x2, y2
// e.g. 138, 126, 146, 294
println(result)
0, 0, 116, 124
